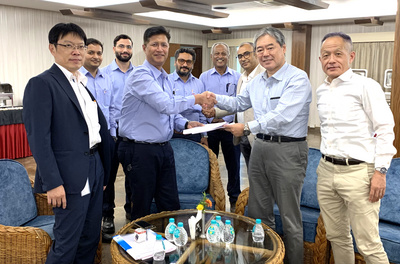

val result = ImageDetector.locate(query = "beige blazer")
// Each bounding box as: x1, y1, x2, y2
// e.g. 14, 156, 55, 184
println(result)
215, 64, 265, 146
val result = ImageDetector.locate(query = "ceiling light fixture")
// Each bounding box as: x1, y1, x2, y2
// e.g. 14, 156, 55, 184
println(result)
202, 28, 232, 34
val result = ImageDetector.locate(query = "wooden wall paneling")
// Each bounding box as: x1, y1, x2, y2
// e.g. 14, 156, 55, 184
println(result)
391, 0, 400, 158
291, 24, 312, 76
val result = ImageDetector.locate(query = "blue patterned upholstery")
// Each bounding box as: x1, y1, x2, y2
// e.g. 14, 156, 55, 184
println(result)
0, 159, 55, 240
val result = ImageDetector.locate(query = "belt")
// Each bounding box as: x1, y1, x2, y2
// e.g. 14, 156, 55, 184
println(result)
87, 144, 98, 155
256, 133, 306, 142
122, 137, 168, 146
322, 154, 364, 166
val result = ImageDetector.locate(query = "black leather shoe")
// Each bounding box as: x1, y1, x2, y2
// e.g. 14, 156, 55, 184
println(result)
230, 202, 236, 213
102, 217, 115, 234
102, 231, 113, 243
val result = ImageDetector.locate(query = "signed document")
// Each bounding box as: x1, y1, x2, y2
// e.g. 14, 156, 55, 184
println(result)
183, 122, 227, 135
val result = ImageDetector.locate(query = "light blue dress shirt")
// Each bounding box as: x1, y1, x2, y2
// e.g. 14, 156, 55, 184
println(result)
216, 62, 312, 138
102, 59, 134, 137
79, 66, 114, 129
199, 67, 241, 123
169, 71, 206, 124
118, 60, 195, 143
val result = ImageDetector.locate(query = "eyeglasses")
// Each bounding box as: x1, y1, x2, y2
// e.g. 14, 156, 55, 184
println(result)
236, 51, 253, 60
116, 44, 132, 50
177, 59, 193, 66
55, 43, 87, 51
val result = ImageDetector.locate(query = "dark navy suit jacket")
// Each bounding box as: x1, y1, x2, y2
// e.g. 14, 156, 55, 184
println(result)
23, 64, 111, 194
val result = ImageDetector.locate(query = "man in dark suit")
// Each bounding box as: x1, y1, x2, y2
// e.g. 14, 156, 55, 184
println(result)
23, 23, 111, 264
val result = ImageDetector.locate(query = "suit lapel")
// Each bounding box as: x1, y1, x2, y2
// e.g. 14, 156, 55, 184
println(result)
48, 64, 85, 118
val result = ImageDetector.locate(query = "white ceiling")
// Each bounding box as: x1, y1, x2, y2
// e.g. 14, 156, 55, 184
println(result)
0, 0, 397, 31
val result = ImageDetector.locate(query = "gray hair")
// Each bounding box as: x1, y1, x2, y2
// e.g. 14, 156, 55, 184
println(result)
239, 42, 254, 49
211, 42, 230, 56
253, 27, 285, 48
321, 32, 353, 52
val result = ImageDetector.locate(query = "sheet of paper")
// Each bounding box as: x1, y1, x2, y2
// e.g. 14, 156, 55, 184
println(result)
113, 230, 177, 260
183, 122, 227, 135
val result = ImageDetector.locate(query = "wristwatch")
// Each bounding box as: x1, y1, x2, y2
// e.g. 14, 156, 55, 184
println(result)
243, 123, 251, 136
376, 167, 388, 175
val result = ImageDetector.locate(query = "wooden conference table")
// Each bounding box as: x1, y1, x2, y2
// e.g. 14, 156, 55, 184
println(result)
111, 209, 285, 264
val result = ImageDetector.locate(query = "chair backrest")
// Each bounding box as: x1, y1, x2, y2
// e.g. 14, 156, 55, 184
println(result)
169, 139, 210, 194
0, 159, 37, 226
379, 158, 400, 224
300, 148, 321, 210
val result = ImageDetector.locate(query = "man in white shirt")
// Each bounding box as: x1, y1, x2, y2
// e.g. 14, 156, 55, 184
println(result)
316, 32, 396, 264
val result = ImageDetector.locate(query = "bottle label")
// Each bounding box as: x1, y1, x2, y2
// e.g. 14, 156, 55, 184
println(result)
174, 229, 180, 238
208, 226, 216, 235
230, 227, 234, 235
252, 225, 256, 233
169, 225, 176, 234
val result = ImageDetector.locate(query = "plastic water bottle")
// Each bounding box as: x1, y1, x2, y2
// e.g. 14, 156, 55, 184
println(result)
173, 222, 188, 246
222, 220, 235, 244
153, 234, 165, 261
206, 220, 220, 243
252, 219, 265, 242
165, 218, 177, 241
215, 216, 225, 241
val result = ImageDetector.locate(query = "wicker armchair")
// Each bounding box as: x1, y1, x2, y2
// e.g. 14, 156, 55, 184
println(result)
235, 187, 330, 264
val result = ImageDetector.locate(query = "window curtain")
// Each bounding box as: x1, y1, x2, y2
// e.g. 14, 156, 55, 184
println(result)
351, 42, 394, 89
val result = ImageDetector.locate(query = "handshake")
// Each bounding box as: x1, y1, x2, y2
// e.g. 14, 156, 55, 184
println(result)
194, 91, 217, 110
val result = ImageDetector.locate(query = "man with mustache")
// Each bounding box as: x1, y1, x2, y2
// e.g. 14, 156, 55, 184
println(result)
170, 47, 208, 145
200, 42, 241, 212
79, 38, 113, 130
102, 34, 134, 241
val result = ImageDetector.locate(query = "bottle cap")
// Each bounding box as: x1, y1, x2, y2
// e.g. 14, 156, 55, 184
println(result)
169, 218, 175, 223
156, 234, 162, 240
177, 222, 183, 227
256, 219, 262, 224
225, 220, 231, 225
211, 219, 216, 224
216, 216, 221, 220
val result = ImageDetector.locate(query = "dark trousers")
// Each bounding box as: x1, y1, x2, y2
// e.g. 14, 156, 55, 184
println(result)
239, 136, 252, 169
208, 129, 241, 204
118, 141, 180, 220
102, 135, 132, 218
46, 152, 103, 264
172, 132, 201, 143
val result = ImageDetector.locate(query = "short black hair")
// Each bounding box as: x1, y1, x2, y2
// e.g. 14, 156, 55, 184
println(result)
143, 26, 171, 45
87, 38, 103, 52
113, 34, 132, 47
321, 32, 353, 52
48, 23, 87, 45
174, 48, 196, 61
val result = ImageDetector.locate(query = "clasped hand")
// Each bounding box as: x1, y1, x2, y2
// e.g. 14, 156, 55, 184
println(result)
194, 91, 217, 109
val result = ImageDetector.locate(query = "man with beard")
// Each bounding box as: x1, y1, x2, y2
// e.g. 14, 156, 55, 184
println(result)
170, 48, 207, 144
199, 42, 241, 212
79, 38, 114, 130
102, 34, 134, 241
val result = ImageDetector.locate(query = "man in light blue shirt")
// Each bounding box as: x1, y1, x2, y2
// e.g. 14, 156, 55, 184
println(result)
118, 26, 214, 220
79, 38, 113, 129
212, 28, 312, 264
101, 34, 134, 239
170, 47, 207, 144
200, 42, 241, 212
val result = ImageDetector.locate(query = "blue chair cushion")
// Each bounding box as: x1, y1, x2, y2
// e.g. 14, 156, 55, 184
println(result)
274, 205, 320, 243
150, 193, 216, 213
379, 221, 400, 263
300, 148, 321, 210
0, 159, 37, 226
379, 158, 400, 224
22, 215, 55, 240
170, 139, 210, 194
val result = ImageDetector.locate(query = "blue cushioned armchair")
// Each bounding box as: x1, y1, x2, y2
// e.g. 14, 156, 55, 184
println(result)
152, 139, 226, 213
0, 159, 55, 264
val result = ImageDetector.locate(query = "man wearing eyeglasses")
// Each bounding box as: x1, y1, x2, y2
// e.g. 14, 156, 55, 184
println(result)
199, 42, 241, 212
170, 48, 208, 145
102, 34, 134, 241
23, 23, 111, 263
203, 42, 264, 168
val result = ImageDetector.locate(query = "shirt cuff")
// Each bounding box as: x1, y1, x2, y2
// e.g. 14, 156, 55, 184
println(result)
248, 120, 260, 134
110, 128, 116, 137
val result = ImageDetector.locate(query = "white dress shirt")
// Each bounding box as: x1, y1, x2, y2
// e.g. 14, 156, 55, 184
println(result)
317, 68, 396, 168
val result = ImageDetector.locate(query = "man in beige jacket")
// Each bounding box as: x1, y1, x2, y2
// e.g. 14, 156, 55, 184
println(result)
203, 42, 264, 168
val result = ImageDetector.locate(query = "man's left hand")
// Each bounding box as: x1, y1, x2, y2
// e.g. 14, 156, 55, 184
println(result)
369, 170, 386, 203
224, 123, 245, 137
187, 121, 204, 129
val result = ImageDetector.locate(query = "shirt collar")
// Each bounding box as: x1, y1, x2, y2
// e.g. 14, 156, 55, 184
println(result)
323, 68, 353, 85
262, 62, 288, 81
144, 60, 169, 80
211, 66, 233, 76
110, 59, 133, 72
56, 63, 87, 85
172, 71, 194, 82
79, 66, 105, 79
244, 64, 263, 80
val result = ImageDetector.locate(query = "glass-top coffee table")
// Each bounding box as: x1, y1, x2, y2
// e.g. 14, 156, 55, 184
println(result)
110, 209, 285, 263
